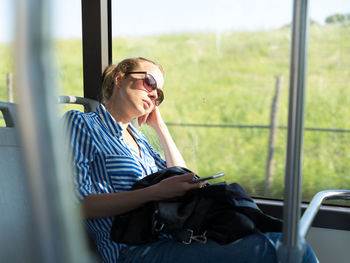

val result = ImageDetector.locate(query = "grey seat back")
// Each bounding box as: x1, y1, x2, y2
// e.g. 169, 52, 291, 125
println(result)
0, 101, 37, 261
57, 95, 99, 113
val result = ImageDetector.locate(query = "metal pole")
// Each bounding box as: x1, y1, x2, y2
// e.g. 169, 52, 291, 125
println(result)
299, 190, 350, 238
278, 0, 309, 262
15, 0, 91, 262
81, 0, 112, 100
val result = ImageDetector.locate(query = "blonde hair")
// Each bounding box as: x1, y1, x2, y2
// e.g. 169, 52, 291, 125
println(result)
101, 57, 164, 103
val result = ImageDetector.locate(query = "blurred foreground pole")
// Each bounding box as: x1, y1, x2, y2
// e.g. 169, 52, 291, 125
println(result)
15, 0, 92, 262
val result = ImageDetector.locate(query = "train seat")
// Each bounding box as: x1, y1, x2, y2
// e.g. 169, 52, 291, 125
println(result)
0, 101, 36, 261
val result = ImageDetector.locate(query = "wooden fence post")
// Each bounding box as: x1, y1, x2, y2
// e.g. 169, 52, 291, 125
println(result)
265, 76, 283, 195
7, 72, 14, 102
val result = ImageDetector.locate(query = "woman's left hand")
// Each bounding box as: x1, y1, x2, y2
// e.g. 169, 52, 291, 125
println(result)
139, 104, 187, 168
138, 106, 163, 129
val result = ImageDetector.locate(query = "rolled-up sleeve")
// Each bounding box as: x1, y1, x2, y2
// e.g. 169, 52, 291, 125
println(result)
64, 111, 96, 202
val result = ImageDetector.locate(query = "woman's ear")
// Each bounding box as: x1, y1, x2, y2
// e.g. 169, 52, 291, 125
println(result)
114, 73, 123, 88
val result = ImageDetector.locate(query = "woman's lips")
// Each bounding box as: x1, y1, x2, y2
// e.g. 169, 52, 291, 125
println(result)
143, 100, 151, 110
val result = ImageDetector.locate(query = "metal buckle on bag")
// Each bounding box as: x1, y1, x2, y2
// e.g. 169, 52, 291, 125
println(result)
182, 230, 208, 245
153, 209, 165, 232
182, 229, 194, 244
154, 221, 164, 232
192, 231, 207, 244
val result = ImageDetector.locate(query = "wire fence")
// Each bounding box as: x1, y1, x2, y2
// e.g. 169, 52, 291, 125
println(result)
2, 71, 350, 134
166, 122, 350, 134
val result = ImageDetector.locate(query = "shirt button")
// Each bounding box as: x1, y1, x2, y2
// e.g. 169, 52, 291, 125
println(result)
121, 249, 127, 254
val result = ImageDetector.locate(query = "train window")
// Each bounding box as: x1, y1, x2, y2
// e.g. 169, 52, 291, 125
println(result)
0, 0, 15, 103
112, 0, 350, 204
2, 0, 348, 205
0, 0, 84, 115
53, 0, 84, 101
112, 0, 293, 199
304, 0, 350, 205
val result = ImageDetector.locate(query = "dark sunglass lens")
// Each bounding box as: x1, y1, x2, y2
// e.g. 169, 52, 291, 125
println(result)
141, 77, 152, 93
143, 77, 149, 85
146, 74, 157, 88
143, 76, 152, 89
156, 89, 164, 106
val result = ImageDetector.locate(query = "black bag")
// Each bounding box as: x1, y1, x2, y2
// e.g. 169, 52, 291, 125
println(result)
110, 166, 195, 244
110, 166, 282, 245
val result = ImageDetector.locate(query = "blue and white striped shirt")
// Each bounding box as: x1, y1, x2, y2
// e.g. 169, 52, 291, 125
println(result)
64, 104, 167, 262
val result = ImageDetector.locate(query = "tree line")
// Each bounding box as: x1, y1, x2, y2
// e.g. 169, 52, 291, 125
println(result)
325, 13, 350, 24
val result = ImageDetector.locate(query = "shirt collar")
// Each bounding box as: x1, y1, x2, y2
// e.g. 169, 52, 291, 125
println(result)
128, 121, 141, 141
96, 104, 123, 137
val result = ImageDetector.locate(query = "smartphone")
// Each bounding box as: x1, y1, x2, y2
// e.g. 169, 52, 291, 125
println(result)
191, 172, 225, 183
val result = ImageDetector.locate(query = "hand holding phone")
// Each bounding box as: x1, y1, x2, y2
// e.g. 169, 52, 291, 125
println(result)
191, 172, 225, 183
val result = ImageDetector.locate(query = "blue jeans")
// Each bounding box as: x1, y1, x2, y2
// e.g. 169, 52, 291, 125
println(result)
118, 232, 318, 263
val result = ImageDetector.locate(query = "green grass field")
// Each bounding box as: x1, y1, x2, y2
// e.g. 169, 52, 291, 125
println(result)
1, 23, 349, 201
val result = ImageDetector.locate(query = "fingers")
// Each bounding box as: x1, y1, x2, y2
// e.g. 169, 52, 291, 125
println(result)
174, 173, 202, 189
153, 173, 202, 200
161, 173, 196, 185
138, 114, 148, 126
138, 105, 156, 127
145, 106, 163, 128
175, 173, 195, 182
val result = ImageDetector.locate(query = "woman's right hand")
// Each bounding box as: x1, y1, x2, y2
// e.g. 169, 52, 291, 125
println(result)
150, 173, 203, 200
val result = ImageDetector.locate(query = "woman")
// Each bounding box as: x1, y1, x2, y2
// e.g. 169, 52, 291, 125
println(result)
65, 57, 318, 263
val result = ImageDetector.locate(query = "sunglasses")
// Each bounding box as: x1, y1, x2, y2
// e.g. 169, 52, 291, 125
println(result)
125, 71, 164, 106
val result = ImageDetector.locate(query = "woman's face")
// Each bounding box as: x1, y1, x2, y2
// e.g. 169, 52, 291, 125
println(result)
111, 61, 164, 119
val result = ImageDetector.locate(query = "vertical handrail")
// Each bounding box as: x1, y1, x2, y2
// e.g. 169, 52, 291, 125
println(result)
278, 0, 310, 262
15, 0, 91, 262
